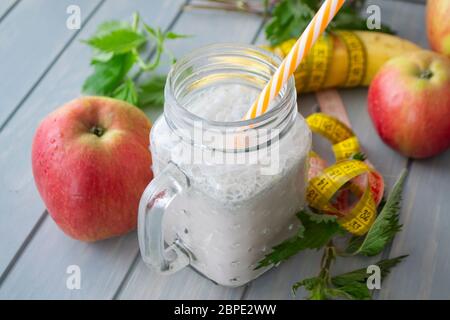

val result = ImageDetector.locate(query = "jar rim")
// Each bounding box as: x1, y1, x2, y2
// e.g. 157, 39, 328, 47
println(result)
164, 42, 297, 130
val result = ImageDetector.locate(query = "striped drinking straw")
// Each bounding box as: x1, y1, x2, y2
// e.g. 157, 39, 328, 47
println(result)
243, 0, 346, 120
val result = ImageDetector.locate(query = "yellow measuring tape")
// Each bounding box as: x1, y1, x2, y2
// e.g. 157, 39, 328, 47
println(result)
306, 113, 381, 235
307, 159, 377, 235
268, 31, 367, 92
335, 31, 367, 87
306, 113, 360, 160
275, 35, 333, 93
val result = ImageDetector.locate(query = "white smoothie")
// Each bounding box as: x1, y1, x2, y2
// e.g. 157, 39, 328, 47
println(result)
150, 83, 311, 286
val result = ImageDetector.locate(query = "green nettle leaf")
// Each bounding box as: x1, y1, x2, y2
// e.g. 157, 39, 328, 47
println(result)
138, 75, 167, 108
294, 255, 407, 300
330, 255, 407, 300
305, 211, 338, 224
82, 13, 189, 107
345, 234, 365, 253
265, 0, 315, 46
256, 210, 341, 269
351, 170, 407, 256
265, 0, 394, 47
292, 276, 328, 300
345, 196, 387, 254
91, 51, 114, 64
113, 78, 139, 106
82, 53, 135, 96
85, 29, 146, 54
88, 21, 133, 64
351, 152, 367, 161
94, 20, 131, 37
141, 24, 188, 70
165, 31, 191, 40
330, 282, 371, 300
332, 255, 408, 287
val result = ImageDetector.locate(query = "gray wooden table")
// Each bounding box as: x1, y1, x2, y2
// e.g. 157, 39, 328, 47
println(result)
0, 0, 448, 300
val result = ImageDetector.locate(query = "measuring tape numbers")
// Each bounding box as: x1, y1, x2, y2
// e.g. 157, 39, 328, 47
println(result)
306, 113, 383, 235
336, 31, 367, 88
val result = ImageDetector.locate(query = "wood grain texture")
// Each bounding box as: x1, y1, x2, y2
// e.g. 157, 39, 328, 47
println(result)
0, 216, 139, 299
380, 151, 450, 299
0, 0, 185, 298
0, 0, 102, 128
119, 260, 245, 300
118, 7, 265, 300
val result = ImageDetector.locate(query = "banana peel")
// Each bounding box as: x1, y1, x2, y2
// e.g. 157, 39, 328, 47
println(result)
265, 31, 421, 93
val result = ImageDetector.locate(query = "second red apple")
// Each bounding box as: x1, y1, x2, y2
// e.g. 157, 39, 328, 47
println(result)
368, 50, 450, 159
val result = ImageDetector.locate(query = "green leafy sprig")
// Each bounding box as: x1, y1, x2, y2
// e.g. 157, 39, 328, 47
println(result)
265, 0, 394, 46
293, 254, 408, 300
82, 13, 189, 108
258, 170, 409, 300
348, 169, 406, 256
256, 210, 341, 269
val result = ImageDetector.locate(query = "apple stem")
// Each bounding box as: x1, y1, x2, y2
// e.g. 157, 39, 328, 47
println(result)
90, 126, 105, 137
419, 70, 433, 79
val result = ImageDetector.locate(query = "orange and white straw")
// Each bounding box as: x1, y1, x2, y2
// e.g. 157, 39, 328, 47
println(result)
244, 0, 346, 120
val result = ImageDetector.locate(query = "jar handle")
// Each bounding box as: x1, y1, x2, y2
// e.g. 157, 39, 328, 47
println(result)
138, 161, 191, 274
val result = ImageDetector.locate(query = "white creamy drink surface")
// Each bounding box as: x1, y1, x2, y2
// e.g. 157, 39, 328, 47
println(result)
185, 83, 275, 122
151, 83, 311, 286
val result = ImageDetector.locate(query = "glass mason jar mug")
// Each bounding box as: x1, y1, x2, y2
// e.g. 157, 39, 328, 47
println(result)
138, 43, 311, 287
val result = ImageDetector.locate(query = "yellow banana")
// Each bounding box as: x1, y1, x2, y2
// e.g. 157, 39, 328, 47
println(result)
267, 31, 421, 93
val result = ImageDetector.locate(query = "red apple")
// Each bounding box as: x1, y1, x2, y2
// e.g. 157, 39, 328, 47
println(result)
32, 97, 153, 241
368, 50, 450, 158
427, 0, 450, 57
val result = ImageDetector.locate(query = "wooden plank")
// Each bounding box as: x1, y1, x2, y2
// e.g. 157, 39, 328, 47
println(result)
0, 0, 185, 299
380, 151, 450, 299
0, 0, 102, 128
119, 260, 244, 300
0, 0, 17, 21
117, 8, 264, 300
0, 217, 139, 299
